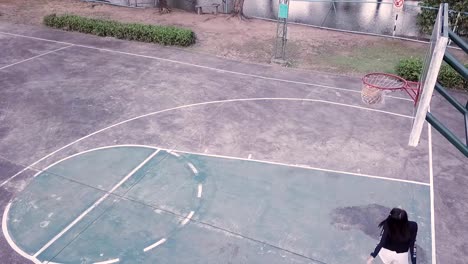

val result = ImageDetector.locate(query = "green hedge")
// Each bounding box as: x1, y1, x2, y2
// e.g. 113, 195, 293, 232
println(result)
43, 14, 195, 46
396, 57, 468, 90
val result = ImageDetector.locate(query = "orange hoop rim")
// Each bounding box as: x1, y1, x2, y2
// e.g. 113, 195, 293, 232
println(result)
362, 73, 408, 91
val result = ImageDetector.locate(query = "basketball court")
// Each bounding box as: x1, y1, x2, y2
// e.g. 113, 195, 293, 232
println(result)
0, 8, 467, 264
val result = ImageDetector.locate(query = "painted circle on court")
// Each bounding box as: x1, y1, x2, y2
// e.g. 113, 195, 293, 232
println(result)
3, 145, 204, 264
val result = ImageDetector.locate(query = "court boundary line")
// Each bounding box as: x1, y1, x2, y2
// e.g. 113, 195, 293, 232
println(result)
0, 97, 414, 189
32, 149, 161, 258
0, 45, 73, 71
165, 147, 430, 186
29, 144, 429, 186
428, 110, 437, 264
0, 30, 412, 102
2, 203, 42, 264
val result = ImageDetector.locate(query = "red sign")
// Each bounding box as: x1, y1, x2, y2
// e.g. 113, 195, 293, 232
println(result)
394, 0, 404, 9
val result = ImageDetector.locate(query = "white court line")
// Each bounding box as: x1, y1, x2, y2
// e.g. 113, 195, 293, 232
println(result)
29, 145, 153, 180
93, 258, 119, 264
143, 238, 167, 252
0, 31, 412, 102
168, 151, 180, 157
0, 97, 413, 189
170, 147, 430, 186
33, 144, 432, 186
32, 149, 160, 258
180, 211, 195, 226
187, 163, 198, 174
2, 203, 42, 264
0, 45, 73, 70
32, 145, 143, 178
197, 184, 203, 198
0, 32, 71, 45
428, 108, 437, 264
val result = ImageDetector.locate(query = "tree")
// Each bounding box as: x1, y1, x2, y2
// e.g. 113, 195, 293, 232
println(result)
159, 0, 171, 14
417, 0, 468, 37
233, 0, 247, 20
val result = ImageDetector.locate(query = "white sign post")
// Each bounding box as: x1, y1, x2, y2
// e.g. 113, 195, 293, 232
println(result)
392, 0, 404, 36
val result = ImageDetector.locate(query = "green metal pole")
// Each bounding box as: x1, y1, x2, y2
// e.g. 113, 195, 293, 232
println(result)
426, 112, 468, 157
443, 52, 468, 80
465, 101, 468, 146
449, 30, 468, 53
435, 82, 468, 115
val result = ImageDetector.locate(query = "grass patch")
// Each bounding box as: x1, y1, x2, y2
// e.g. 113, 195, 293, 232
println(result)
317, 42, 425, 75
43, 14, 195, 46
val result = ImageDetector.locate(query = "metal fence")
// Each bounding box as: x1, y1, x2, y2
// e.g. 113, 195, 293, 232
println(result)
244, 0, 468, 41
83, 0, 467, 41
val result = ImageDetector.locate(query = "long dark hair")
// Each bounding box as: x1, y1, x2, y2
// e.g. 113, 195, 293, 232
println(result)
378, 208, 411, 242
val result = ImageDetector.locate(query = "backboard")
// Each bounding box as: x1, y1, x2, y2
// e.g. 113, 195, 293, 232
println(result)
408, 3, 449, 147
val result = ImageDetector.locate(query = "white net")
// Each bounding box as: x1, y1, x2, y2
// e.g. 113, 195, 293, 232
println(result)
361, 84, 384, 105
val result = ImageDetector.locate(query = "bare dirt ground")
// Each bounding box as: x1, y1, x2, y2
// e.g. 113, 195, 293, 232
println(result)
0, 0, 466, 76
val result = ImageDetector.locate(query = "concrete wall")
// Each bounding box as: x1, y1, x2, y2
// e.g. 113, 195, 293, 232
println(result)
171, 0, 231, 13
101, 0, 231, 13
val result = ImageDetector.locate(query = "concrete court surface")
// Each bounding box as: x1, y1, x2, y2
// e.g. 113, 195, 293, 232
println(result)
0, 22, 467, 264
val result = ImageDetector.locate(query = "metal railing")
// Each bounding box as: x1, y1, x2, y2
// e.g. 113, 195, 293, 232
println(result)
426, 30, 468, 157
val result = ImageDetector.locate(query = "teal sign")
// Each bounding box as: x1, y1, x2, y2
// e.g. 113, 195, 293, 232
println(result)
278, 3, 289, 19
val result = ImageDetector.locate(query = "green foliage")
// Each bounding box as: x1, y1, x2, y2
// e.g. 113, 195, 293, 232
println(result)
416, 0, 468, 37
438, 63, 466, 89
43, 14, 195, 46
395, 57, 423, 81
395, 57, 468, 90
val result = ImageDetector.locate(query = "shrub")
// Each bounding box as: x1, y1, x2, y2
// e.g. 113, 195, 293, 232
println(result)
395, 57, 468, 90
395, 57, 424, 82
438, 63, 466, 89
43, 14, 195, 46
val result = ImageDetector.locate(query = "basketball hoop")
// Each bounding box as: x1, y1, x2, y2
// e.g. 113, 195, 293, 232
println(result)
361, 73, 419, 105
